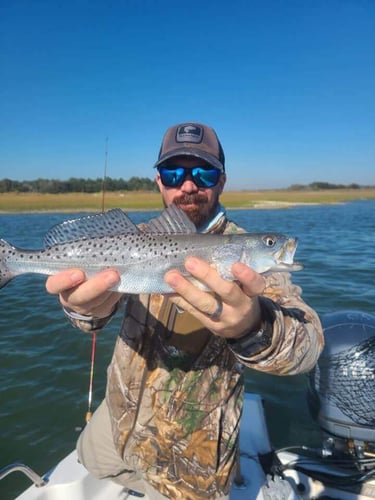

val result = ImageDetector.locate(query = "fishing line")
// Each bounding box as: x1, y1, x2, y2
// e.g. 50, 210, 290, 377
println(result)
85, 331, 97, 423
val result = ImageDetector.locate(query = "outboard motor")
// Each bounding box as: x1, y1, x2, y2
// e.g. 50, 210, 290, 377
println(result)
308, 311, 375, 467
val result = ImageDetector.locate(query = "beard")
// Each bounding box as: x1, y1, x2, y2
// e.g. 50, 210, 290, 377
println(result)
171, 193, 213, 227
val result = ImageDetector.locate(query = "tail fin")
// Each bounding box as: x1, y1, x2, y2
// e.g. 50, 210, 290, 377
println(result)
0, 239, 15, 289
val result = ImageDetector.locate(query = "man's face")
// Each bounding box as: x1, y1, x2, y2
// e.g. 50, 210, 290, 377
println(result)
155, 156, 226, 228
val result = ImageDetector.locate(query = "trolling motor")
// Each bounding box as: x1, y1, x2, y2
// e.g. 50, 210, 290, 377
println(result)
308, 310, 375, 469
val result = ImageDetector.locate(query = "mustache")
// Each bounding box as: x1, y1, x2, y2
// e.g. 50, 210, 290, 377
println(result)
173, 193, 208, 206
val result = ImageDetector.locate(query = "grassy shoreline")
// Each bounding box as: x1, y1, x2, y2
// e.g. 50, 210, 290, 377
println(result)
0, 188, 374, 213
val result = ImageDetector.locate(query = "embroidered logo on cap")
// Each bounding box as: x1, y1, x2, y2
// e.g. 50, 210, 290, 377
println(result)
176, 125, 203, 144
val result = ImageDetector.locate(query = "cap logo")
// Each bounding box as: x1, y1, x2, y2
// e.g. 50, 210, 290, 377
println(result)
176, 125, 203, 144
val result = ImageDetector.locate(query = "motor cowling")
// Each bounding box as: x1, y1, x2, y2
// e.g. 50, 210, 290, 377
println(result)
308, 311, 375, 457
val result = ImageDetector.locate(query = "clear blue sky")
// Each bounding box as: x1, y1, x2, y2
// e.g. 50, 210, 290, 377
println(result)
1, 0, 374, 190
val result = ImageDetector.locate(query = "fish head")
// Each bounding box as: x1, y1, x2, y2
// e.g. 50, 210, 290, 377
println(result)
242, 233, 303, 273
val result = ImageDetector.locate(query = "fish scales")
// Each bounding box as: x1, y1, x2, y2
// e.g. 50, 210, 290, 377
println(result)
0, 205, 302, 294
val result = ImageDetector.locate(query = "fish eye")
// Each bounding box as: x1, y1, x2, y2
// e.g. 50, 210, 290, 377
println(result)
263, 235, 277, 247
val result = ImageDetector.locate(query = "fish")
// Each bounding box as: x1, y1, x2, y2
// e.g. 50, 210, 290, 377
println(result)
0, 205, 302, 294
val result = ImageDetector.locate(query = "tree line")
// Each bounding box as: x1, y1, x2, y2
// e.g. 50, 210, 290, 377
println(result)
0, 178, 371, 194
289, 182, 364, 190
0, 176, 158, 194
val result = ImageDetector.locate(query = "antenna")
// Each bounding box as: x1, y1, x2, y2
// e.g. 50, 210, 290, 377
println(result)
101, 137, 109, 213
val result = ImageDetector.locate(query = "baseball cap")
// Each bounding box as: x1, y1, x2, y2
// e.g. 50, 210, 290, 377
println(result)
154, 122, 225, 172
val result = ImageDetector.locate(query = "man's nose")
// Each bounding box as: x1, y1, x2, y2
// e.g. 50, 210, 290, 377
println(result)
180, 176, 199, 193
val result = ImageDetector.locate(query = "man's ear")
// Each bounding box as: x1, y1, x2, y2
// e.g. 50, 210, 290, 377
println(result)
218, 173, 226, 194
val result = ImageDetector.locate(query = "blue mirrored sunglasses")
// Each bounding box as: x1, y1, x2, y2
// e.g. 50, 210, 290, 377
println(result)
157, 165, 221, 188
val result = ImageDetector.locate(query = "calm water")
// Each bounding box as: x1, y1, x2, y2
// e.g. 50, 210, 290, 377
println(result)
1, 201, 374, 499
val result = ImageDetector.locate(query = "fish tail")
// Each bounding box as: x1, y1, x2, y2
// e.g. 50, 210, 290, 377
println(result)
0, 239, 15, 289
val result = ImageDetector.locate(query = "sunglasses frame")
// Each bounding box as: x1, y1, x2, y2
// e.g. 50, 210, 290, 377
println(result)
157, 164, 222, 188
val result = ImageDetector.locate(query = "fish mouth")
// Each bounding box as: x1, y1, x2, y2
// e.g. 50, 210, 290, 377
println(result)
275, 238, 304, 271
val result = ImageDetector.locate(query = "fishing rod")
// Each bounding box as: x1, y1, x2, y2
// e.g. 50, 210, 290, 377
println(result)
101, 137, 109, 214
86, 137, 109, 424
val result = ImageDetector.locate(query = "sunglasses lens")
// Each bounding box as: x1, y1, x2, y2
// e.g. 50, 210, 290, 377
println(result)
192, 167, 220, 188
159, 166, 186, 187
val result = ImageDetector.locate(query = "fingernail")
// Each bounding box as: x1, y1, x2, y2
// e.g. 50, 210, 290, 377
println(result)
165, 272, 179, 288
104, 272, 119, 287
232, 262, 247, 276
70, 271, 84, 285
185, 257, 198, 272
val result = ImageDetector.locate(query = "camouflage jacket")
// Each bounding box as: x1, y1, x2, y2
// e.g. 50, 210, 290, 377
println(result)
103, 214, 323, 499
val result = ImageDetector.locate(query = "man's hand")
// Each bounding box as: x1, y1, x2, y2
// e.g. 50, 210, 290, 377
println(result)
164, 257, 266, 339
46, 268, 122, 319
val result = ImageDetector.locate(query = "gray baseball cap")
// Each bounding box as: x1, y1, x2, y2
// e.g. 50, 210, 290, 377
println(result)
154, 122, 225, 172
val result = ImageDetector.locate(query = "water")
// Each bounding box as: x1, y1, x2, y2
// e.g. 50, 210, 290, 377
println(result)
1, 201, 374, 498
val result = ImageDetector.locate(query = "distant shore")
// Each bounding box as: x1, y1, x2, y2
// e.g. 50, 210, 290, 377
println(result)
0, 188, 374, 213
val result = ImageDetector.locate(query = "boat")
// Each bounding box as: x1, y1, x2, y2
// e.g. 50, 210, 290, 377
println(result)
2, 311, 374, 499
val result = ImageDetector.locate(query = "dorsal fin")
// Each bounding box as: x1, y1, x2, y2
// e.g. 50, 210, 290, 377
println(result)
145, 205, 196, 234
44, 209, 140, 247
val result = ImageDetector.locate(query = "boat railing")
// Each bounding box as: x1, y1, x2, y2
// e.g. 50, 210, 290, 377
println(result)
0, 462, 47, 488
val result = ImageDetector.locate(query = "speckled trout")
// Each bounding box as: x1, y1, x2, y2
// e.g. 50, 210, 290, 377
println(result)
0, 205, 302, 294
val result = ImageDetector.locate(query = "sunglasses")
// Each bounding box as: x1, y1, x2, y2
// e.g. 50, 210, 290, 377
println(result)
157, 165, 221, 188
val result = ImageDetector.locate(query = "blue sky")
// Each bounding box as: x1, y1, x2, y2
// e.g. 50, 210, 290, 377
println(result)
1, 0, 374, 190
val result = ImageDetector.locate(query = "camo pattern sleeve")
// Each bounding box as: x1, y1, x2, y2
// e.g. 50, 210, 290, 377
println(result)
222, 219, 323, 376
237, 272, 324, 375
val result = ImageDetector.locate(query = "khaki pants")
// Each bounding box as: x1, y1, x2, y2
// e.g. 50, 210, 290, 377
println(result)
77, 400, 229, 499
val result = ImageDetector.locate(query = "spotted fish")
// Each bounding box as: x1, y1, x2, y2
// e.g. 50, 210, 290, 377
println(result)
0, 205, 302, 294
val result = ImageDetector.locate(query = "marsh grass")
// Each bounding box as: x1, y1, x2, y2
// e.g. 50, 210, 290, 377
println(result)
0, 192, 163, 212
1, 189, 374, 213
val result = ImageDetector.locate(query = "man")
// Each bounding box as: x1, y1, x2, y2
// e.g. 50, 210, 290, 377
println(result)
46, 122, 323, 499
